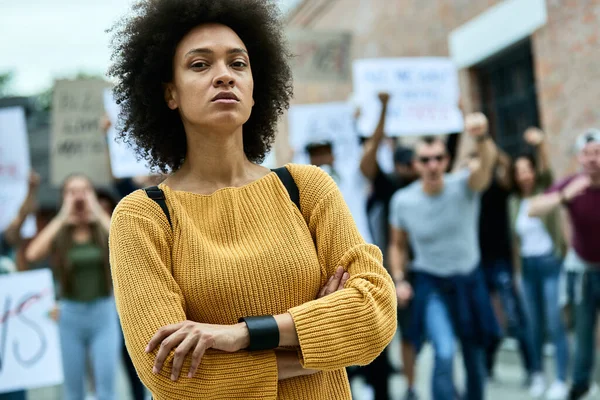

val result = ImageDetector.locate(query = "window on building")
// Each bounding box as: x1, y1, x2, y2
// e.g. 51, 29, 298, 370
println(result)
477, 39, 540, 157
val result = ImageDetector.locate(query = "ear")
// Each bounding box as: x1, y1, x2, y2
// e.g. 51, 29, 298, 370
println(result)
163, 83, 178, 110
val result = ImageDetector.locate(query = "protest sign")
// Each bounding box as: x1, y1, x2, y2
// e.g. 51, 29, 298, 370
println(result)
353, 58, 464, 136
50, 79, 112, 186
0, 269, 63, 393
103, 88, 151, 178
287, 30, 352, 82
287, 102, 373, 244
288, 102, 358, 167
0, 107, 30, 232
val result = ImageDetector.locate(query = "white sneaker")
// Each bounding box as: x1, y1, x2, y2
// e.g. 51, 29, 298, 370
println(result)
584, 383, 599, 399
529, 373, 546, 398
546, 381, 568, 400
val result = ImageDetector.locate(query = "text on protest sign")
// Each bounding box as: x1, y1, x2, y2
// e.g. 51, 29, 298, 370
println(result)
0, 269, 63, 393
50, 79, 112, 186
353, 58, 464, 136
0, 107, 30, 232
286, 30, 352, 83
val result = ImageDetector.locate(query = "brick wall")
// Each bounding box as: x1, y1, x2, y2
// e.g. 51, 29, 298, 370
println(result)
281, 0, 600, 176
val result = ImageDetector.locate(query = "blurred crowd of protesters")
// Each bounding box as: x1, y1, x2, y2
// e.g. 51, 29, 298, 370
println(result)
1, 90, 599, 400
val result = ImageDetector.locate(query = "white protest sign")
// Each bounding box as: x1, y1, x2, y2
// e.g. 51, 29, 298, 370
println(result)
288, 102, 359, 167
0, 269, 63, 393
103, 89, 151, 178
353, 58, 464, 136
287, 102, 373, 244
0, 107, 30, 232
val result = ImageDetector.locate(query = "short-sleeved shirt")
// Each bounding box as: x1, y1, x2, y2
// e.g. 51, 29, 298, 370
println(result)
389, 170, 481, 277
547, 174, 600, 264
367, 165, 410, 254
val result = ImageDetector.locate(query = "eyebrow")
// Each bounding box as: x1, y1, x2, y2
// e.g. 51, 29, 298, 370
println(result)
185, 48, 248, 57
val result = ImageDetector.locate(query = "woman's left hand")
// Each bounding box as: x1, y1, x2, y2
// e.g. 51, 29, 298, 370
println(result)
146, 320, 249, 381
317, 266, 349, 299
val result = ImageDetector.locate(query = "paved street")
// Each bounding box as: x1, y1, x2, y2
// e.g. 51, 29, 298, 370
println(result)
26, 333, 587, 400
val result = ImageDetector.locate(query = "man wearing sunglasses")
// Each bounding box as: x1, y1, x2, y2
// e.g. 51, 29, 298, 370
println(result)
388, 113, 500, 400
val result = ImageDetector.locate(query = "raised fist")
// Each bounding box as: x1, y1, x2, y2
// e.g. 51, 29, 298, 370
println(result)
465, 112, 488, 138
378, 92, 390, 104
524, 127, 545, 147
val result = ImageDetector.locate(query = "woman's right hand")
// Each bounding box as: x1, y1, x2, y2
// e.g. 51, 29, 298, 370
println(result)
316, 266, 349, 299
58, 192, 76, 225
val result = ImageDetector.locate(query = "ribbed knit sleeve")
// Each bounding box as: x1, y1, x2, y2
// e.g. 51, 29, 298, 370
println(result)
109, 192, 278, 400
287, 165, 397, 370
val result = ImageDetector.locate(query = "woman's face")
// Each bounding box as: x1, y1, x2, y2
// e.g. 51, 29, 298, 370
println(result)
514, 157, 536, 193
63, 176, 93, 219
165, 23, 254, 133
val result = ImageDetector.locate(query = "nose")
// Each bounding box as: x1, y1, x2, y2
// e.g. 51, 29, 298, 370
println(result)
212, 62, 235, 88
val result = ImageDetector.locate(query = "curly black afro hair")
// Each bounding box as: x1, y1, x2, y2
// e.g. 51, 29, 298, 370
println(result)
108, 0, 293, 172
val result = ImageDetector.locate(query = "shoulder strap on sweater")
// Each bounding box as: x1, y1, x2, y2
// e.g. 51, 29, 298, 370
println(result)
271, 167, 301, 212
143, 186, 172, 228
143, 170, 299, 229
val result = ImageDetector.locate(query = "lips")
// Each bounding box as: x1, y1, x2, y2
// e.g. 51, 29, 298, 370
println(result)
211, 92, 239, 102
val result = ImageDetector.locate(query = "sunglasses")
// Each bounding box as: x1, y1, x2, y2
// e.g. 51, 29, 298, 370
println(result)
418, 154, 446, 164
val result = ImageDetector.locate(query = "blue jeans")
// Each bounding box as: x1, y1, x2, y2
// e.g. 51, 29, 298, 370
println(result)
59, 297, 121, 400
482, 259, 538, 375
572, 270, 600, 390
425, 290, 486, 400
521, 254, 569, 381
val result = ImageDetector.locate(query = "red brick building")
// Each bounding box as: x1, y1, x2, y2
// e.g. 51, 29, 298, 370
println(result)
278, 0, 600, 176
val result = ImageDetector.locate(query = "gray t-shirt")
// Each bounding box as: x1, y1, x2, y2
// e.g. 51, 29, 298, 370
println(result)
389, 170, 481, 277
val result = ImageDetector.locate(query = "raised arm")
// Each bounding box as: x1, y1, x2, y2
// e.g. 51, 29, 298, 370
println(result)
524, 127, 550, 174
288, 165, 397, 370
4, 172, 40, 247
25, 192, 74, 263
360, 93, 390, 181
495, 149, 513, 191
387, 226, 413, 307
529, 175, 591, 217
465, 112, 498, 192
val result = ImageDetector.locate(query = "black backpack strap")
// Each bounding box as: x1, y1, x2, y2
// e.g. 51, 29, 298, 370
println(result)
271, 167, 301, 212
143, 186, 172, 228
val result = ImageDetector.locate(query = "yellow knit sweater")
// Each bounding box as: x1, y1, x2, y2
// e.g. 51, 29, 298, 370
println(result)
109, 164, 397, 400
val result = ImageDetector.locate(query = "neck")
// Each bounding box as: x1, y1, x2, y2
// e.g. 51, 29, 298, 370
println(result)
520, 187, 534, 197
422, 180, 444, 195
169, 124, 262, 192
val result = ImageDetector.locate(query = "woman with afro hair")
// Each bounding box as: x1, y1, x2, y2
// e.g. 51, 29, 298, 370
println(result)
108, 1, 397, 399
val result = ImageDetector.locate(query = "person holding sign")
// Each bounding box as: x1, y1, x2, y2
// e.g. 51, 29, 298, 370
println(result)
107, 1, 396, 399
388, 113, 501, 400
25, 174, 120, 400
360, 92, 419, 400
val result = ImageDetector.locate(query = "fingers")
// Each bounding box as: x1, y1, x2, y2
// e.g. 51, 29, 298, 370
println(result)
147, 322, 183, 353
337, 271, 349, 291
318, 275, 334, 298
171, 333, 198, 381
153, 330, 187, 375
324, 267, 344, 296
188, 339, 209, 378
